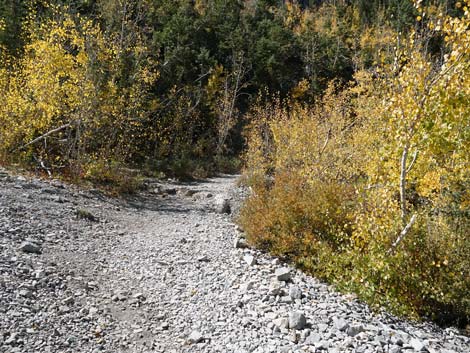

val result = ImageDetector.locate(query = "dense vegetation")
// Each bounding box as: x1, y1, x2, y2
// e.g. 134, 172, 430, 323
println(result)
1, 0, 468, 326
0, 0, 424, 180
241, 0, 470, 327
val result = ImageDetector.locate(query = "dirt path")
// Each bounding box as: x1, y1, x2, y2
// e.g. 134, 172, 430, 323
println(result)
1, 168, 469, 353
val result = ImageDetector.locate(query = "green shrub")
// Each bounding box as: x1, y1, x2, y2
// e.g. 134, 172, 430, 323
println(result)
83, 159, 144, 195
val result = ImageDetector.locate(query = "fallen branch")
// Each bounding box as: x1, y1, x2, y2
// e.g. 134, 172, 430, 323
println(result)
387, 214, 417, 255
14, 122, 72, 152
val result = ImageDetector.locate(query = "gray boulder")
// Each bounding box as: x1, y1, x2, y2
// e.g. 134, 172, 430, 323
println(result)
288, 311, 306, 330
19, 241, 41, 254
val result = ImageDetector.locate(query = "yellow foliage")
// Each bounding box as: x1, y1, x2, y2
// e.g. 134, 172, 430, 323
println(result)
241, 1, 470, 321
0, 4, 158, 174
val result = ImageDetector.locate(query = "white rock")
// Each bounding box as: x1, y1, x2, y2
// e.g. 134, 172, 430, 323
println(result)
244, 254, 256, 266
19, 289, 33, 298
288, 286, 302, 299
187, 330, 203, 344
268, 280, 282, 296
234, 237, 248, 249
410, 338, 426, 351
346, 324, 365, 337
214, 196, 231, 214
275, 267, 291, 282
35, 270, 46, 279
240, 281, 254, 292
272, 318, 289, 329
333, 317, 349, 331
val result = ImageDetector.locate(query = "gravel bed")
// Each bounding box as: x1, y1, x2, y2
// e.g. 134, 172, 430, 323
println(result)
0, 166, 469, 353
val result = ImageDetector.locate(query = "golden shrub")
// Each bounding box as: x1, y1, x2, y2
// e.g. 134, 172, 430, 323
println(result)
241, 1, 470, 323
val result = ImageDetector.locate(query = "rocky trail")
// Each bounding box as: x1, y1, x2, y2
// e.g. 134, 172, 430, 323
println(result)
0, 167, 469, 353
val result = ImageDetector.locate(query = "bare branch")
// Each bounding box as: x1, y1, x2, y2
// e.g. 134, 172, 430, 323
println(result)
400, 145, 409, 223
387, 214, 417, 255
14, 123, 72, 152
406, 149, 418, 174
318, 128, 331, 157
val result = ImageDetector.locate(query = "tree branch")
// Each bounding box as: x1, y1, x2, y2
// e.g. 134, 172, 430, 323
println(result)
387, 214, 417, 255
406, 149, 418, 174
319, 128, 331, 157
400, 144, 409, 223
14, 122, 72, 152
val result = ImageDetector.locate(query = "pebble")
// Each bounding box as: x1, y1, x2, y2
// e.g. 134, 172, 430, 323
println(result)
275, 267, 291, 282
187, 330, 203, 344
244, 254, 256, 266
273, 318, 289, 329
410, 338, 426, 351
234, 237, 248, 249
288, 311, 306, 330
19, 241, 41, 254
288, 285, 302, 300
269, 280, 282, 296
346, 324, 365, 337
333, 317, 349, 331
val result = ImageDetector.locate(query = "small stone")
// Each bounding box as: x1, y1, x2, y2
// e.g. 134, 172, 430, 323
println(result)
288, 331, 298, 343
165, 187, 177, 195
19, 289, 33, 298
275, 267, 291, 282
112, 291, 127, 301
305, 333, 321, 344
288, 286, 302, 299
288, 311, 306, 330
240, 281, 254, 292
333, 317, 349, 331
265, 312, 277, 320
197, 255, 210, 262
409, 338, 426, 351
346, 324, 365, 337
273, 318, 289, 329
268, 280, 282, 296
5, 333, 18, 345
315, 341, 329, 350
35, 270, 46, 279
75, 209, 98, 222
243, 254, 256, 266
187, 330, 203, 344
184, 189, 198, 197
63, 296, 74, 305
234, 237, 248, 249
280, 295, 293, 304
214, 196, 231, 214
132, 293, 145, 300
19, 241, 41, 254
58, 305, 70, 314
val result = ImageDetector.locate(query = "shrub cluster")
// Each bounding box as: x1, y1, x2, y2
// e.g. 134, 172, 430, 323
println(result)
0, 0, 422, 182
241, 2, 470, 326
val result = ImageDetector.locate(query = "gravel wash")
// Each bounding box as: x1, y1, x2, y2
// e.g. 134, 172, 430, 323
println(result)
0, 167, 469, 353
